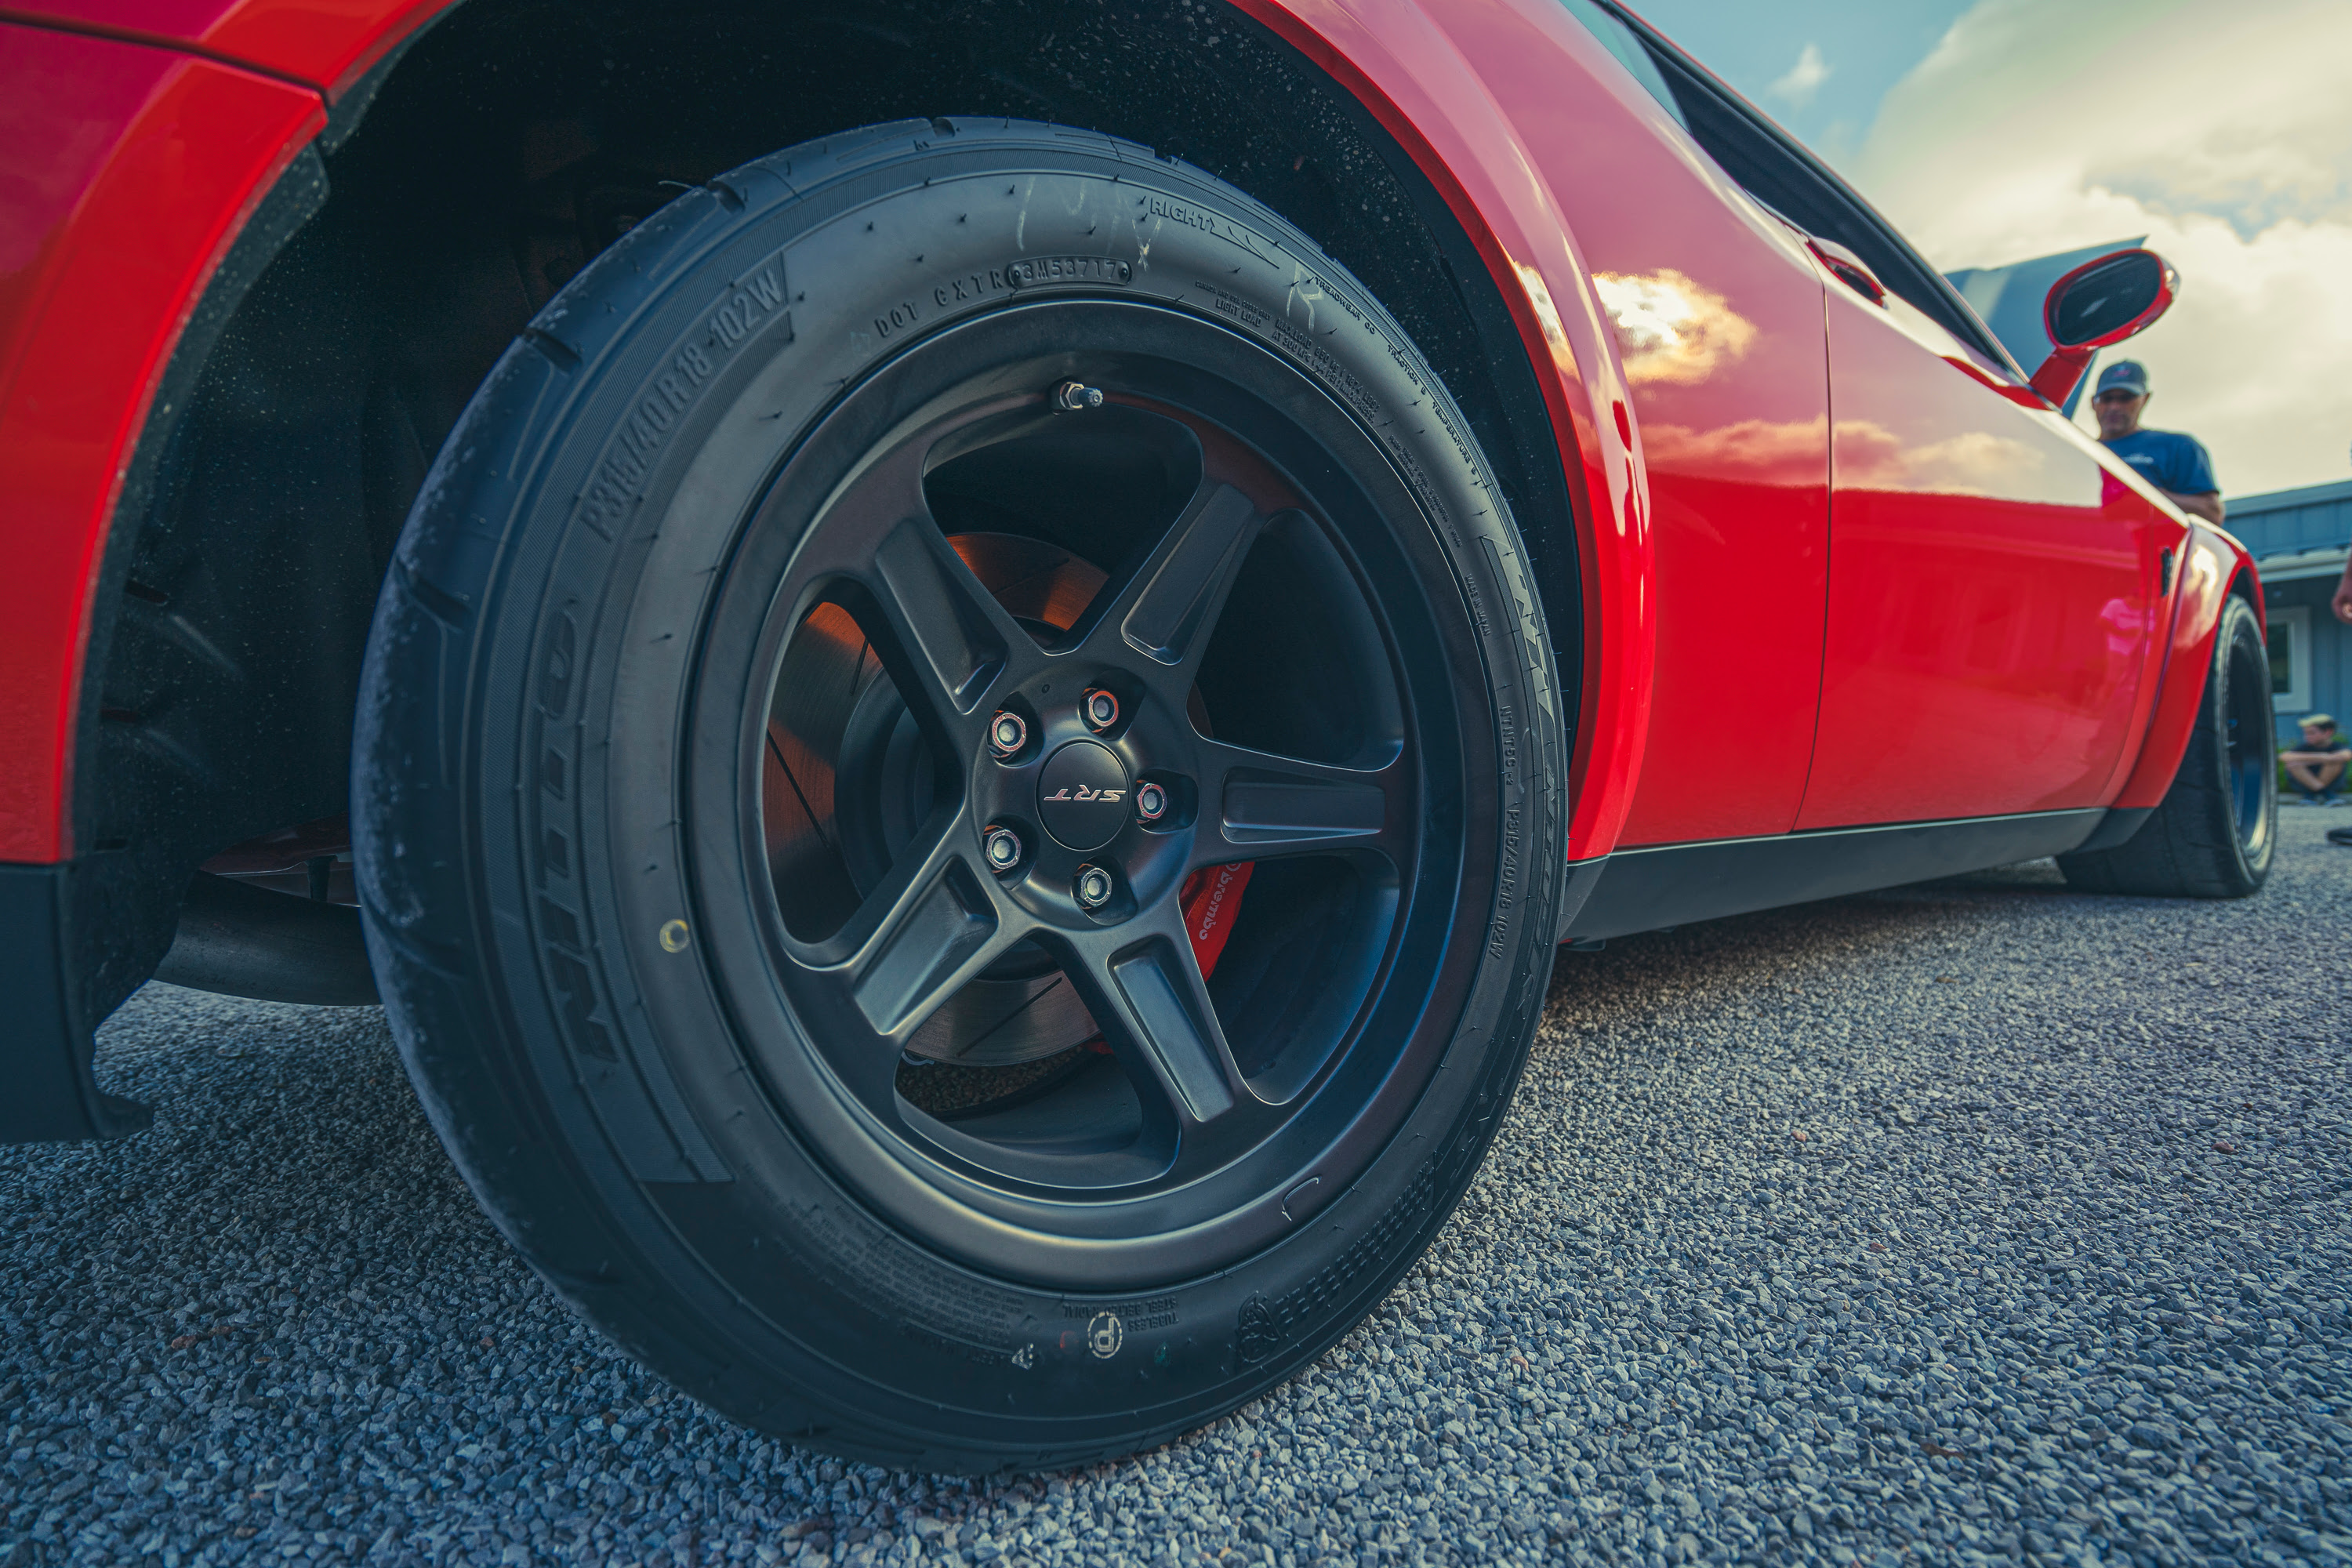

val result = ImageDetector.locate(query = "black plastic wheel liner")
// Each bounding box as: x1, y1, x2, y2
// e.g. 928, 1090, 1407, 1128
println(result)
685, 299, 1489, 1288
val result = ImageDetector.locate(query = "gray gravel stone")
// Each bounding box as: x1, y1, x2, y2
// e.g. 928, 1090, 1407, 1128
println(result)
5, 814, 2349, 1566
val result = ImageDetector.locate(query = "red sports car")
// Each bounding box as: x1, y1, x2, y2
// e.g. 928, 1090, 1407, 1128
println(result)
0, 0, 2272, 1470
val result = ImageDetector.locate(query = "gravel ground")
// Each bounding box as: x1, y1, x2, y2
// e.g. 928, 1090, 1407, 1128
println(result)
5, 812, 2350, 1568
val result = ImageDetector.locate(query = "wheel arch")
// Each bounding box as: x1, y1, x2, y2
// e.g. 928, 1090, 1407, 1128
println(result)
31, 0, 1639, 1112
2111, 521, 2264, 812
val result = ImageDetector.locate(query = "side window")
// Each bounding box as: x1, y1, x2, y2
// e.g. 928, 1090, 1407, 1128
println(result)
1564, 2, 2016, 372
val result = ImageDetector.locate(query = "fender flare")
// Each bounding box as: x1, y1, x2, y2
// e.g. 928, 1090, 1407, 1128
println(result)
2111, 521, 2264, 811
0, 31, 325, 865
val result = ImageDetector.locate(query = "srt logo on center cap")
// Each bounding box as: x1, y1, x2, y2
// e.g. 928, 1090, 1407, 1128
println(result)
1036, 740, 1131, 850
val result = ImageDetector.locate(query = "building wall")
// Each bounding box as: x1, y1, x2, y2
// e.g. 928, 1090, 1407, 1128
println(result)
2229, 479, 2352, 740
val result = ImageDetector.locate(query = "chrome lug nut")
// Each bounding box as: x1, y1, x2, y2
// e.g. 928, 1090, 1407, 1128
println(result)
983, 825, 1024, 873
1052, 379, 1106, 412
1081, 687, 1120, 731
1073, 864, 1115, 909
1134, 781, 1169, 822
987, 710, 1028, 759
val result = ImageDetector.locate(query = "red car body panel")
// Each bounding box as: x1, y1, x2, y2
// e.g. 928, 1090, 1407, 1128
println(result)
0, 0, 2259, 881
0, 23, 322, 862
1798, 281, 2185, 827
1480, 38, 1835, 847
0, 0, 441, 95
1234, 0, 1657, 860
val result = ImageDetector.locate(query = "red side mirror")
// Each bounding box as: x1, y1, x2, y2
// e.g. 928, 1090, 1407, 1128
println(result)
2028, 248, 2178, 405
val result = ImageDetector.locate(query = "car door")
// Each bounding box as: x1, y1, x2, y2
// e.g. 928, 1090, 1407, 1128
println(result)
1562, 2, 2175, 837
1796, 273, 2172, 827
1539, 0, 1832, 847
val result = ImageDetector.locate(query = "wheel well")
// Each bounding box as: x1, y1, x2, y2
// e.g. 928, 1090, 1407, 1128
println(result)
76, 0, 1580, 1024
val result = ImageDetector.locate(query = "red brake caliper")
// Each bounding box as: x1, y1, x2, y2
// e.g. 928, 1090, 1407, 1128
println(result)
1179, 862, 1254, 978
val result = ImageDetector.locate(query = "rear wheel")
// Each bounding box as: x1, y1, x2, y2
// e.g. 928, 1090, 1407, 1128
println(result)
2059, 592, 2274, 897
354, 118, 1564, 1471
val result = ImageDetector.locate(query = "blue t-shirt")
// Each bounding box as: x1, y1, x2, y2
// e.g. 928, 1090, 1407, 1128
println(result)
2102, 427, 2218, 497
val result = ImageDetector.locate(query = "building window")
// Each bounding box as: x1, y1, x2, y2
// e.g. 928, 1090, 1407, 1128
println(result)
2269, 604, 2311, 713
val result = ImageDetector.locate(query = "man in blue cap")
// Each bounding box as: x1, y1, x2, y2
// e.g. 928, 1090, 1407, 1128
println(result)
2092, 360, 2223, 524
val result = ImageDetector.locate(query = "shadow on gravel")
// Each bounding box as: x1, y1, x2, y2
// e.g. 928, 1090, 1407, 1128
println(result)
3, 820, 2347, 1566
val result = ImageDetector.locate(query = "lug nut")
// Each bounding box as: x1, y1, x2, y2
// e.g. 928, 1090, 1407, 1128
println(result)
983, 825, 1024, 873
1134, 781, 1168, 823
987, 710, 1028, 759
1053, 379, 1106, 412
1082, 688, 1120, 731
1073, 864, 1115, 909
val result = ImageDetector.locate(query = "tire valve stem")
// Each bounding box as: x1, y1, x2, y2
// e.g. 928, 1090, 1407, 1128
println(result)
984, 826, 1025, 873
1082, 688, 1120, 732
1134, 782, 1168, 823
988, 710, 1028, 759
1073, 865, 1115, 909
1052, 379, 1106, 412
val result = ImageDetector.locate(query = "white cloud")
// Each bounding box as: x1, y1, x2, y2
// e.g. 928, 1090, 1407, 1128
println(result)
1770, 42, 1832, 108
1849, 0, 2352, 497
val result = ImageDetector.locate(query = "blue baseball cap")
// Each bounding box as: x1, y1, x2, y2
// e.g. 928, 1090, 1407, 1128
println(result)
2096, 359, 2149, 397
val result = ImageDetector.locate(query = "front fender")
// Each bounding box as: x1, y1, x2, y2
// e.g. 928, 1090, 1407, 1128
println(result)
2111, 521, 2262, 811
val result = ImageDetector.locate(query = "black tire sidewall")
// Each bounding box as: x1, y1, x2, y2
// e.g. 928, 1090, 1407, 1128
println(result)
356, 119, 1565, 1469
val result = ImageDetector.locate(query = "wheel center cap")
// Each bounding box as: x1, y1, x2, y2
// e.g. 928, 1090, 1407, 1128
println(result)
1036, 740, 1131, 851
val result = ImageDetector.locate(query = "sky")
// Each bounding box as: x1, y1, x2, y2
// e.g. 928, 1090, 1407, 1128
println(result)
1632, 0, 2352, 500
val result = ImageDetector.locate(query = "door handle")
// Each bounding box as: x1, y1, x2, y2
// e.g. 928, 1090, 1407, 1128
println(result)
1808, 238, 1886, 306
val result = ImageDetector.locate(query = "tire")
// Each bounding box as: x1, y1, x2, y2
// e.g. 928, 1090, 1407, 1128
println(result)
353, 118, 1566, 1472
2058, 592, 2274, 898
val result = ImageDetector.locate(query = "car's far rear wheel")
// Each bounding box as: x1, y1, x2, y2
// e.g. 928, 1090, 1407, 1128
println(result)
354, 118, 1565, 1472
2059, 592, 2274, 898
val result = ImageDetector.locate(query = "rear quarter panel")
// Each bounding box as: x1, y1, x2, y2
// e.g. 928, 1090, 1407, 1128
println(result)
2, 0, 1661, 867
0, 1, 443, 93
1234, 0, 1657, 859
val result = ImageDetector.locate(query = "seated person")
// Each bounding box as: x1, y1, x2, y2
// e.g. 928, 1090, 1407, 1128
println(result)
2281, 714, 2352, 804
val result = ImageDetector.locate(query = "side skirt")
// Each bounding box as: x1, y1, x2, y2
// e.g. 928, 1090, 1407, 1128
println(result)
1558, 808, 2114, 942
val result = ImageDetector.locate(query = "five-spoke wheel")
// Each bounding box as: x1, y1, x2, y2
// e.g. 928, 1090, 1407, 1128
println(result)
758, 377, 1421, 1192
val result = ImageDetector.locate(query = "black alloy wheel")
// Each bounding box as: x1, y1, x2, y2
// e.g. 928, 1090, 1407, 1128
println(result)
735, 308, 1447, 1263
2059, 591, 2274, 897
355, 119, 1566, 1471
